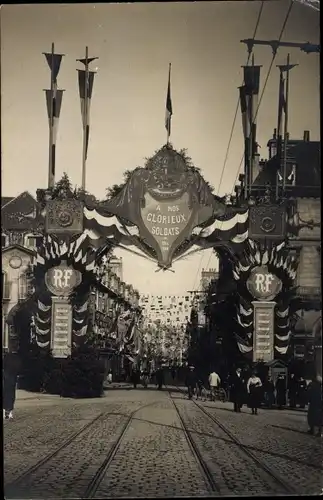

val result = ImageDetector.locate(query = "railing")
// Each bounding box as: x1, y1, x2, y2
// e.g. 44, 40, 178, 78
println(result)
297, 286, 321, 299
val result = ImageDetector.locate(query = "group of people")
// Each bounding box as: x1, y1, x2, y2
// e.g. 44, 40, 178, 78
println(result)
184, 365, 322, 435
229, 367, 322, 436
130, 367, 164, 390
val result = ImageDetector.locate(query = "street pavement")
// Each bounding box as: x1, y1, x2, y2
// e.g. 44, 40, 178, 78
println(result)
4, 386, 322, 498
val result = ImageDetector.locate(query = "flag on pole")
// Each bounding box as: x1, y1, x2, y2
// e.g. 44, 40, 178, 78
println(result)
239, 85, 250, 141
277, 71, 286, 139
243, 64, 261, 131
45, 87, 64, 177
43, 46, 64, 186
165, 63, 172, 141
77, 70, 96, 161
43, 53, 63, 82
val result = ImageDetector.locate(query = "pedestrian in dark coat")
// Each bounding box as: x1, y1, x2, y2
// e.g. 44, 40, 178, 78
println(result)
307, 376, 322, 437
247, 372, 263, 415
275, 374, 287, 409
156, 368, 164, 390
185, 366, 196, 400
288, 373, 298, 408
3, 352, 21, 420
230, 368, 245, 412
131, 368, 140, 389
297, 376, 308, 408
263, 376, 275, 409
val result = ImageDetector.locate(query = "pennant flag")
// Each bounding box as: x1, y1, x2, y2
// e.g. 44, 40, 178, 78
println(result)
45, 87, 64, 177
239, 85, 250, 141
277, 71, 286, 139
77, 70, 96, 160
165, 63, 173, 140
242, 64, 261, 146
43, 52, 64, 82
78, 70, 96, 102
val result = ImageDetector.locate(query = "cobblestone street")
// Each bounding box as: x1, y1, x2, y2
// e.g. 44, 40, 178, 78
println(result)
4, 387, 323, 498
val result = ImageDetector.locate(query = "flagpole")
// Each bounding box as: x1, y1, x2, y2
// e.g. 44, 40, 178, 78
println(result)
48, 42, 55, 190
81, 46, 89, 192
275, 71, 283, 201
282, 53, 290, 195
247, 56, 255, 199
166, 63, 171, 145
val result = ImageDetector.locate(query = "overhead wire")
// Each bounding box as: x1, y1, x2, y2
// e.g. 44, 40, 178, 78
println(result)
229, 0, 294, 198
191, 0, 294, 294
190, 0, 265, 293
197, 0, 294, 292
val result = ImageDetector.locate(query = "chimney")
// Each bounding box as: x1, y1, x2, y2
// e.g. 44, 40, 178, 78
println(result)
273, 128, 277, 140
303, 130, 310, 142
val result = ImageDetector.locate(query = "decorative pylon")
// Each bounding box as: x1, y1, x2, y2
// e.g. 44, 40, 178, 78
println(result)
76, 47, 98, 191
43, 43, 65, 190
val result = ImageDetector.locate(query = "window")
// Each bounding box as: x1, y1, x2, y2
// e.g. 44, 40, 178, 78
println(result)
18, 273, 28, 300
25, 234, 41, 249
2, 272, 10, 299
2, 314, 9, 349
1, 233, 8, 248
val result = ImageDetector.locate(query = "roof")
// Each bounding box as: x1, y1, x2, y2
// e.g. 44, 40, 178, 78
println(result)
2, 244, 36, 257
1, 191, 43, 231
253, 140, 320, 196
1, 197, 14, 208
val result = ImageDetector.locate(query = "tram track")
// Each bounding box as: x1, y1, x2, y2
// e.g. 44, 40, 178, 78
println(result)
167, 391, 220, 494
5, 411, 105, 496
84, 399, 171, 499
167, 385, 297, 495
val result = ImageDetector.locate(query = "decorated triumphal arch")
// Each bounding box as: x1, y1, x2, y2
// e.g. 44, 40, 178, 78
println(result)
28, 144, 252, 360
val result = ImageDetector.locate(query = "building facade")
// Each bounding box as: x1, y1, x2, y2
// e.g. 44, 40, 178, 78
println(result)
2, 192, 42, 350
206, 129, 321, 376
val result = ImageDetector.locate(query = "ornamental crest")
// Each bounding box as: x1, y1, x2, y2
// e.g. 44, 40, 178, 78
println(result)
46, 199, 84, 235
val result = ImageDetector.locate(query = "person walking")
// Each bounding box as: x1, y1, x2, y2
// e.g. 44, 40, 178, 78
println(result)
275, 373, 287, 409
3, 351, 21, 420
307, 376, 322, 437
263, 375, 275, 409
247, 371, 263, 415
142, 368, 149, 388
107, 370, 113, 384
156, 367, 164, 390
288, 373, 298, 409
186, 365, 196, 400
195, 375, 206, 401
208, 369, 221, 401
131, 368, 140, 389
230, 367, 245, 412
298, 376, 308, 409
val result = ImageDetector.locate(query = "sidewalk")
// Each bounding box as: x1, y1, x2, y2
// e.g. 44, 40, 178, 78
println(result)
16, 389, 60, 401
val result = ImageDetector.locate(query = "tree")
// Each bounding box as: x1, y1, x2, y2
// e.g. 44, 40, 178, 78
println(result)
51, 173, 99, 206
104, 146, 215, 201
105, 170, 134, 200
52, 172, 74, 199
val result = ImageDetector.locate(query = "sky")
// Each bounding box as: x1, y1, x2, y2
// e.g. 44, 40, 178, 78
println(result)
1, 1, 320, 295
